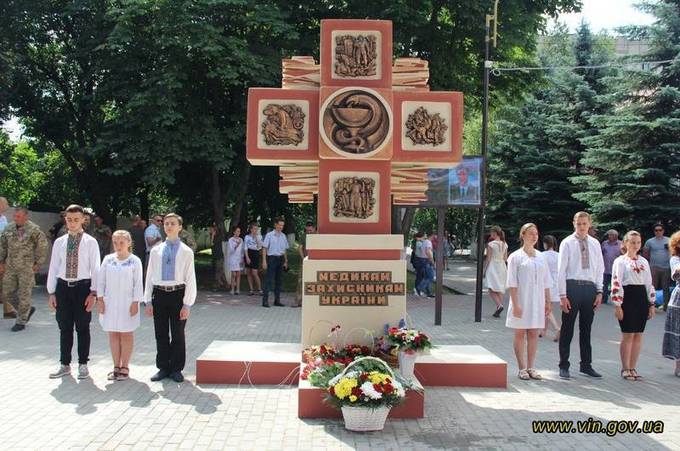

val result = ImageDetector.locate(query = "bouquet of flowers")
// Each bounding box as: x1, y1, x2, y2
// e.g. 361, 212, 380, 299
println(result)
301, 341, 372, 387
383, 324, 433, 354
326, 362, 405, 409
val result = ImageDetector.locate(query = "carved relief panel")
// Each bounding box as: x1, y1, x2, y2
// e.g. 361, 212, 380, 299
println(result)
401, 101, 452, 152
331, 31, 382, 80
319, 87, 393, 159
328, 171, 379, 223
257, 99, 310, 150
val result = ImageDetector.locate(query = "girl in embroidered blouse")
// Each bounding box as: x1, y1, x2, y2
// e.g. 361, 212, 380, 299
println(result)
610, 231, 655, 381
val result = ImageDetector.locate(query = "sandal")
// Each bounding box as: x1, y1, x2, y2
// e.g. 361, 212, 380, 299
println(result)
116, 367, 129, 381
518, 369, 530, 380
630, 369, 642, 381
107, 367, 120, 381
553, 329, 560, 343
526, 368, 542, 380
621, 369, 636, 381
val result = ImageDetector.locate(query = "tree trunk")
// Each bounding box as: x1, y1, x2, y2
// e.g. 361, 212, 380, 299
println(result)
400, 207, 416, 245
140, 187, 150, 222
230, 161, 252, 230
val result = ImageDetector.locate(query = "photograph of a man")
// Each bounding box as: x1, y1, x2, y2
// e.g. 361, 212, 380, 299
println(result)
449, 161, 481, 205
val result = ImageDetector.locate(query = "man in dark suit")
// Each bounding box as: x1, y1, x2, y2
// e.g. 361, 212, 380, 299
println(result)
450, 166, 479, 204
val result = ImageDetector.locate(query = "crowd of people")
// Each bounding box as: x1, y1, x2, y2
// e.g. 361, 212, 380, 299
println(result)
480, 212, 680, 381
1, 199, 678, 384
0, 200, 319, 382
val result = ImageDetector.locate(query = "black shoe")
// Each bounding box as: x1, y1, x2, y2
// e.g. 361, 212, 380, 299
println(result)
492, 306, 504, 318
274, 302, 284, 307
559, 368, 570, 379
27, 306, 36, 322
150, 370, 169, 381
10, 324, 25, 332
427, 294, 435, 298
262, 303, 270, 308
580, 367, 602, 378
170, 371, 184, 383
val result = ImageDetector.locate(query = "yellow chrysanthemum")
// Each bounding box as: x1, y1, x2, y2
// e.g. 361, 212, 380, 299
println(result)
333, 377, 358, 399
349, 395, 358, 402
368, 371, 390, 385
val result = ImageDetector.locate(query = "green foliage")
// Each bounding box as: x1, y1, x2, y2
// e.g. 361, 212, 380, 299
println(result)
575, 1, 680, 233
0, 134, 42, 206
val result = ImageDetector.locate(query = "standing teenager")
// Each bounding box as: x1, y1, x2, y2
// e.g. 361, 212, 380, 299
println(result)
144, 213, 197, 383
47, 204, 101, 379
557, 211, 605, 380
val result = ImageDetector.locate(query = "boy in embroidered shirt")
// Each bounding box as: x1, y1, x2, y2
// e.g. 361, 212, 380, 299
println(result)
144, 213, 197, 383
47, 204, 100, 379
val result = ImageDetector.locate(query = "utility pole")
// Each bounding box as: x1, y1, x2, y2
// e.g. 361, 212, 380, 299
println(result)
474, 0, 499, 323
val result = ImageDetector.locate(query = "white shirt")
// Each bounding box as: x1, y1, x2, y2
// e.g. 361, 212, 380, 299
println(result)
47, 232, 101, 294
557, 233, 605, 297
245, 234, 262, 251
415, 239, 433, 258
144, 224, 162, 251
144, 240, 197, 306
0, 215, 7, 233
610, 255, 655, 307
262, 230, 289, 256
543, 249, 560, 302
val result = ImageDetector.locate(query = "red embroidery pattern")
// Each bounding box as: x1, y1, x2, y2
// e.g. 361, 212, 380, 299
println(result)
65, 233, 83, 279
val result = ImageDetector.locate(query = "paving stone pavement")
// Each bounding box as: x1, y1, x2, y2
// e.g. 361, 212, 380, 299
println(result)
1, 283, 679, 450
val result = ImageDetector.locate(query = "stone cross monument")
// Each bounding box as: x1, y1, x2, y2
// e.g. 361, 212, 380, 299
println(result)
247, 19, 463, 345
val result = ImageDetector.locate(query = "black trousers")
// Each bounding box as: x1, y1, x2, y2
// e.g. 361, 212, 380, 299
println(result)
55, 280, 92, 365
262, 256, 283, 305
558, 280, 596, 370
152, 288, 186, 373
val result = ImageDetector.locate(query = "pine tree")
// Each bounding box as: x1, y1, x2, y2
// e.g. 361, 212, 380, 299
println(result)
488, 69, 589, 241
574, 1, 680, 233
488, 24, 597, 241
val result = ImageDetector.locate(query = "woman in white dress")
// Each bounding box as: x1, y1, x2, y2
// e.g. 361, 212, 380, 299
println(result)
484, 226, 508, 318
227, 225, 245, 295
541, 235, 561, 342
97, 230, 143, 381
506, 223, 552, 380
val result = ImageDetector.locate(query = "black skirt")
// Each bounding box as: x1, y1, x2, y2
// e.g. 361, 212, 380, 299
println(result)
619, 285, 650, 333
245, 249, 260, 269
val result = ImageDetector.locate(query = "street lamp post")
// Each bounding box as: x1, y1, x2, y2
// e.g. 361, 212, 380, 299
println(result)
474, 0, 499, 323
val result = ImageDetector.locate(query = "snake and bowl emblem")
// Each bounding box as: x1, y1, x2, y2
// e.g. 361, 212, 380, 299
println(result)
322, 89, 390, 156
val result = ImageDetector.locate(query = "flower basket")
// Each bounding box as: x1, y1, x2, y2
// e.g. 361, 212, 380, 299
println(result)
327, 356, 405, 432
341, 405, 391, 432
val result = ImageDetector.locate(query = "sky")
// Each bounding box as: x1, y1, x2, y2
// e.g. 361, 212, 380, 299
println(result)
2, 0, 658, 142
552, 0, 656, 33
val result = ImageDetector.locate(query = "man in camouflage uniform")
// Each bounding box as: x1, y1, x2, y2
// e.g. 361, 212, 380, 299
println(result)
0, 207, 48, 331
0, 197, 15, 318
92, 215, 112, 260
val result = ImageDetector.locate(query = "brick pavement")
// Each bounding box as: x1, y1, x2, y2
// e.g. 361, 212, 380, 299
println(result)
0, 284, 678, 450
